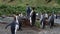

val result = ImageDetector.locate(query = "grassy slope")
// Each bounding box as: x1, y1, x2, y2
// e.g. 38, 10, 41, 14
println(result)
0, 0, 60, 8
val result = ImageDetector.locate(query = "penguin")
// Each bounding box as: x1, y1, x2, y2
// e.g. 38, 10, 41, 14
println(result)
5, 16, 19, 34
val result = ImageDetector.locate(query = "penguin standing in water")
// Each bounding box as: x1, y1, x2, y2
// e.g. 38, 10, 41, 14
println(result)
40, 13, 44, 25
49, 13, 54, 28
18, 13, 23, 31
30, 7, 36, 27
41, 13, 48, 29
26, 4, 31, 19
5, 16, 19, 34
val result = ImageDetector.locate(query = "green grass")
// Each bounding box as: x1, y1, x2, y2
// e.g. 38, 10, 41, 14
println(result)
0, 0, 60, 15
0, 4, 60, 15
0, 0, 60, 7
35, 20, 40, 28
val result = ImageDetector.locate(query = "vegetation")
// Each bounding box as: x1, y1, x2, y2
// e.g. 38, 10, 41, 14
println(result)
0, 0, 60, 16
0, 5, 60, 15
0, 4, 26, 15
35, 20, 40, 28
